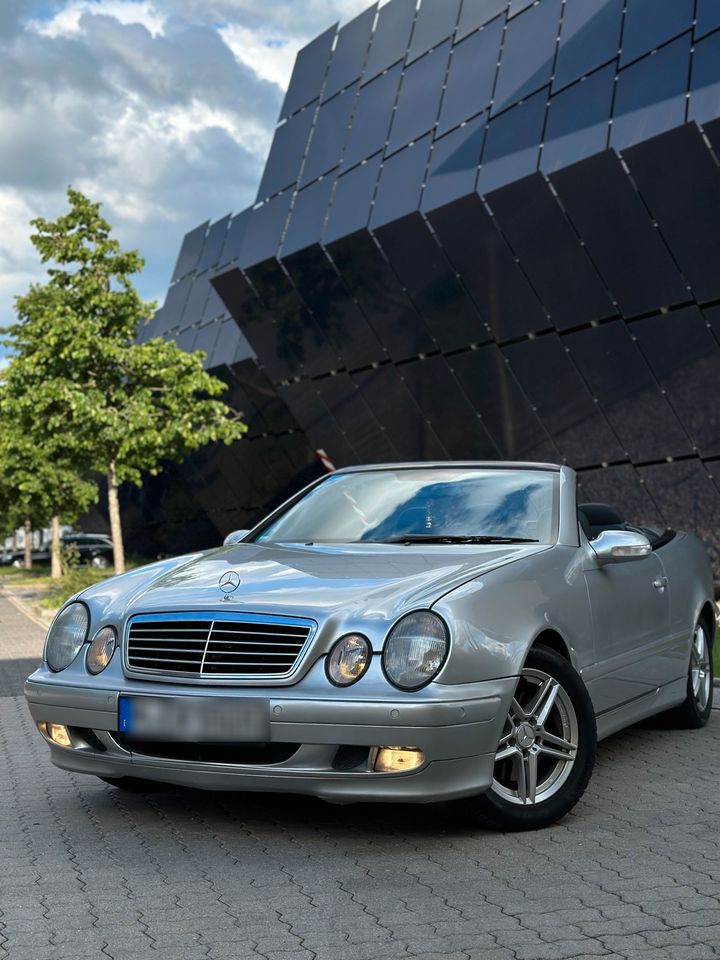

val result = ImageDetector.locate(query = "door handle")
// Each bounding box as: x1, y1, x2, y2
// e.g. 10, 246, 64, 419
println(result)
652, 577, 668, 592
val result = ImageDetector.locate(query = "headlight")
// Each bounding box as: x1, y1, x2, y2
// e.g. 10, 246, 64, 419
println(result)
45, 602, 89, 672
86, 626, 118, 675
383, 611, 449, 690
326, 634, 371, 686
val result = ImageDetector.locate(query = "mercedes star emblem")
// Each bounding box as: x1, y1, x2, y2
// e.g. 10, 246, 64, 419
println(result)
219, 570, 241, 599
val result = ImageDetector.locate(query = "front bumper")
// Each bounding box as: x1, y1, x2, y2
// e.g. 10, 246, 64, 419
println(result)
25, 660, 516, 803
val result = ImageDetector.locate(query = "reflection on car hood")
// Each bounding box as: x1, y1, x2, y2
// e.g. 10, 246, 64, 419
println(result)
82, 541, 551, 623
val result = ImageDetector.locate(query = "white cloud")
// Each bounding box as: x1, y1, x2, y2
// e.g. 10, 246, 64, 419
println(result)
29, 0, 166, 39
219, 23, 309, 90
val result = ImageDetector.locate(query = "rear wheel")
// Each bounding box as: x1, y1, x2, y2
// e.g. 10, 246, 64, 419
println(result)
457, 647, 596, 831
663, 621, 713, 729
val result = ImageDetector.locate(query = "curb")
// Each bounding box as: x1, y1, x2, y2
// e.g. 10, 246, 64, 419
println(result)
0, 586, 52, 631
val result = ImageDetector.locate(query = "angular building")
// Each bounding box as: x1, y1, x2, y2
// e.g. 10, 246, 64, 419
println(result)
132, 0, 720, 576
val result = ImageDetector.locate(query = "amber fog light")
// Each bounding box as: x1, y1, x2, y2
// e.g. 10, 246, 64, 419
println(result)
327, 634, 371, 686
86, 626, 118, 675
373, 746, 424, 773
39, 722, 72, 747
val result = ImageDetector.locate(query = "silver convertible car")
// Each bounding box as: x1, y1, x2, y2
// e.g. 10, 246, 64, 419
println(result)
26, 463, 715, 830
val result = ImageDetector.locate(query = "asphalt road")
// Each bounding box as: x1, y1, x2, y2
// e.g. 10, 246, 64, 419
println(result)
2, 591, 720, 960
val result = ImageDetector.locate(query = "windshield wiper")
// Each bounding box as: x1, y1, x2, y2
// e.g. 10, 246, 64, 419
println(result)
380, 535, 540, 545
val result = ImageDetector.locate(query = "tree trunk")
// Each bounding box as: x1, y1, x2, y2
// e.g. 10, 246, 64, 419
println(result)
23, 516, 32, 570
50, 515, 62, 580
107, 460, 125, 574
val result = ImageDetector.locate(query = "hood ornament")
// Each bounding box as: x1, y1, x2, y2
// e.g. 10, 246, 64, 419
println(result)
219, 570, 241, 600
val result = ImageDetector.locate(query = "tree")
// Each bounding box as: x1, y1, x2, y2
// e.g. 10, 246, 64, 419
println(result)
6, 188, 246, 573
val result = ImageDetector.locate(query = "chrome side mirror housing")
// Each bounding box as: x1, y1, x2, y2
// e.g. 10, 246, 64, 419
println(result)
223, 529, 250, 546
591, 529, 652, 564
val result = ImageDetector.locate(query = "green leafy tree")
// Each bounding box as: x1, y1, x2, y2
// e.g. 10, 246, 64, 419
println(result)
6, 187, 246, 574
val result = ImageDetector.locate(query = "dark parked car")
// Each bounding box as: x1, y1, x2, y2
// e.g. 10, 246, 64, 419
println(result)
0, 533, 113, 568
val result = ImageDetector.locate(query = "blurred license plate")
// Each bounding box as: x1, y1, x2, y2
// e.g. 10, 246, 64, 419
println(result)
118, 696, 270, 743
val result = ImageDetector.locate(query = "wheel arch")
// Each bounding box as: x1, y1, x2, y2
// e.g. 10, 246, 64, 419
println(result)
698, 601, 716, 645
528, 629, 572, 663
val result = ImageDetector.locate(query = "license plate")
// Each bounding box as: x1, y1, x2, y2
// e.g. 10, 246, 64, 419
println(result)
118, 696, 270, 743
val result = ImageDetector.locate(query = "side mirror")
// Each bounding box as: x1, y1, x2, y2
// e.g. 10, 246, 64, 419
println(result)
223, 529, 250, 546
591, 529, 652, 564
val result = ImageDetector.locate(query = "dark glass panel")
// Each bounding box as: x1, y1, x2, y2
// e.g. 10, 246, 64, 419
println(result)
278, 380, 358, 466
202, 273, 227, 323
218, 209, 252, 268
194, 321, 220, 368
611, 34, 690, 151
208, 318, 251, 370
541, 63, 613, 173
620, 0, 693, 66
449, 345, 559, 461
353, 364, 448, 460
503, 334, 625, 466
342, 65, 402, 171
370, 136, 432, 229
400, 356, 500, 459
564, 321, 690, 461
688, 31, 720, 125
549, 151, 688, 318
282, 245, 384, 369
301, 85, 358, 186
695, 0, 720, 40
226, 359, 295, 436
705, 305, 720, 343
427, 193, 548, 341
438, 18, 503, 135
637, 460, 720, 573
422, 117, 485, 212
161, 275, 193, 331
632, 306, 720, 458
179, 272, 211, 329
553, 0, 623, 92
323, 154, 381, 245
246, 258, 339, 379
238, 193, 293, 270
323, 4, 377, 100
492, 0, 562, 114
171, 223, 207, 283
174, 327, 198, 354
364, 0, 417, 82
328, 229, 435, 360
408, 0, 461, 63
576, 464, 664, 528
624, 124, 720, 303
280, 25, 337, 119
488, 172, 615, 330
704, 117, 720, 156
375, 212, 487, 351
256, 105, 316, 201
477, 89, 547, 195
281, 177, 335, 257
387, 43, 450, 154
315, 372, 398, 461
457, 1, 507, 42
196, 215, 230, 274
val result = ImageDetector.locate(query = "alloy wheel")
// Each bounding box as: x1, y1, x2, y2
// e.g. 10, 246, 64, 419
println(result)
691, 624, 711, 712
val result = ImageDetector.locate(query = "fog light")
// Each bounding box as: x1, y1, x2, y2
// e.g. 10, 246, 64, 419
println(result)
39, 722, 72, 747
373, 746, 424, 773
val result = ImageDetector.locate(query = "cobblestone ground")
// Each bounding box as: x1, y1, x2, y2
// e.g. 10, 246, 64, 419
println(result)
2, 592, 720, 960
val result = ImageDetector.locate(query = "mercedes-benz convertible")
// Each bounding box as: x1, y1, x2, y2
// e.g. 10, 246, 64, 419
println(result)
25, 462, 715, 830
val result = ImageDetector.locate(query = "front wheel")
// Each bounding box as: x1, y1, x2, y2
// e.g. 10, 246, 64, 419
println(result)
457, 647, 597, 831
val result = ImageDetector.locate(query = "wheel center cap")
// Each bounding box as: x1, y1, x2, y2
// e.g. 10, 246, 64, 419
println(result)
515, 722, 536, 750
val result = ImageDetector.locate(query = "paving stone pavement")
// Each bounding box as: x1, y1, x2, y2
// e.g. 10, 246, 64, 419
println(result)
2, 591, 720, 960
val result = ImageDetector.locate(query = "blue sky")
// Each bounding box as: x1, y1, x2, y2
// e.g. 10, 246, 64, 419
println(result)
0, 0, 374, 366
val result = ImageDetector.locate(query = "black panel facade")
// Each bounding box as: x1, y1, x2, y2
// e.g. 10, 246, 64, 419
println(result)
130, 0, 720, 578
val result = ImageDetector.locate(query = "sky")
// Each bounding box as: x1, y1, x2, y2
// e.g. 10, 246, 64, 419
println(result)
0, 0, 379, 366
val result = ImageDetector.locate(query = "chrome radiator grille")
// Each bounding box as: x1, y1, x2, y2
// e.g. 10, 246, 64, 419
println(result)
125, 613, 315, 680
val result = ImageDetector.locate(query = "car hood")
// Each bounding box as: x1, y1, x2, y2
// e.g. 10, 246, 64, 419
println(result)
82, 541, 550, 626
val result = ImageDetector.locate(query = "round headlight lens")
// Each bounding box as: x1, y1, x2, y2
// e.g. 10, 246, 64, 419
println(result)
383, 612, 449, 690
86, 626, 118, 675
45, 602, 89, 672
327, 634, 372, 686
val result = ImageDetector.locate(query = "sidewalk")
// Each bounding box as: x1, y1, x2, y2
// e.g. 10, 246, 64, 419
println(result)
0, 591, 45, 697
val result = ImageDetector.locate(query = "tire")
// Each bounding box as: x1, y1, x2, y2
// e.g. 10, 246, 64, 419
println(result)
91, 554, 110, 569
457, 646, 597, 831
99, 776, 170, 793
663, 620, 713, 729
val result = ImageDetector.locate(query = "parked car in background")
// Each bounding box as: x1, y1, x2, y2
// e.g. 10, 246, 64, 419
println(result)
26, 463, 715, 830
1, 533, 113, 568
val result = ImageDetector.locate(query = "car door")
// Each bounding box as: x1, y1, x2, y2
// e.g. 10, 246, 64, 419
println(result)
582, 537, 671, 714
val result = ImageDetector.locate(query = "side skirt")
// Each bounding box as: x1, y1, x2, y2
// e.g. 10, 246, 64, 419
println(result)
595, 677, 687, 741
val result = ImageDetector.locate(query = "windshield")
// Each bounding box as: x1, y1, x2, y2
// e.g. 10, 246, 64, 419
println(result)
254, 468, 558, 545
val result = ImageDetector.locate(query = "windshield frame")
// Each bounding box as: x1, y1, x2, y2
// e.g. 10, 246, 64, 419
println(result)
245, 464, 561, 547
